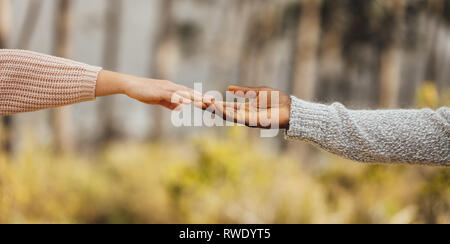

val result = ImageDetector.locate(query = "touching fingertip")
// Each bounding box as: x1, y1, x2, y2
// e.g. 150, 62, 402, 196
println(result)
194, 102, 203, 108
203, 95, 215, 103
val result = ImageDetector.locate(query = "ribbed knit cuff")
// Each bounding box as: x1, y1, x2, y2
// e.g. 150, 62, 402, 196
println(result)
78, 64, 102, 101
285, 96, 331, 142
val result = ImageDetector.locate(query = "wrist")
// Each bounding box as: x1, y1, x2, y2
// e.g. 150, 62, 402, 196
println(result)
96, 70, 132, 97
115, 72, 135, 96
285, 97, 292, 129
279, 97, 292, 129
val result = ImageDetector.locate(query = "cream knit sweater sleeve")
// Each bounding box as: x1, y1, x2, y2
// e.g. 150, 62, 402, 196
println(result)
0, 49, 102, 116
286, 96, 450, 166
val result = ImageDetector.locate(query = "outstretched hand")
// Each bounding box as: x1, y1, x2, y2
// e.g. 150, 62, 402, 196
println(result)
96, 70, 212, 111
124, 78, 208, 111
200, 86, 291, 129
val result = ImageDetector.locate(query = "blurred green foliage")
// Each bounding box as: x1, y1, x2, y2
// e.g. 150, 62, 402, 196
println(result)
416, 82, 450, 108
0, 127, 448, 224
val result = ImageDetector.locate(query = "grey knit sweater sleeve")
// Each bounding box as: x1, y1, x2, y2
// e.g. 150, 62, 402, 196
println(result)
285, 96, 450, 166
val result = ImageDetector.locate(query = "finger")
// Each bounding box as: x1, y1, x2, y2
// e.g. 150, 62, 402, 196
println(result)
194, 101, 210, 110
203, 94, 215, 103
232, 103, 256, 126
193, 94, 215, 110
259, 107, 285, 128
233, 90, 258, 99
221, 101, 244, 110
174, 89, 202, 103
257, 90, 282, 109
228, 86, 260, 93
219, 101, 250, 114
160, 101, 182, 111
235, 102, 260, 127
230, 86, 276, 101
177, 86, 214, 103
209, 101, 228, 120
228, 86, 257, 99
220, 101, 256, 114
225, 101, 260, 127
171, 92, 192, 105
214, 101, 257, 126
256, 91, 269, 108
213, 101, 245, 124
228, 85, 273, 93
209, 101, 266, 128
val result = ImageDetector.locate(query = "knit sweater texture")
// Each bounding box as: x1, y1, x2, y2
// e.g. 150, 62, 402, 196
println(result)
286, 96, 450, 166
0, 49, 101, 116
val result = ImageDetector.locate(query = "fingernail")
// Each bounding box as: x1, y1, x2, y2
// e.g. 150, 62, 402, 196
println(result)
183, 98, 192, 104
194, 102, 204, 109
204, 95, 214, 103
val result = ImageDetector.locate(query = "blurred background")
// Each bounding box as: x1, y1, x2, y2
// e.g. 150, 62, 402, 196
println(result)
0, 0, 449, 224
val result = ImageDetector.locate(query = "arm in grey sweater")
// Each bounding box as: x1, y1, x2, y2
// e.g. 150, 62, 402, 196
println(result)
286, 96, 450, 166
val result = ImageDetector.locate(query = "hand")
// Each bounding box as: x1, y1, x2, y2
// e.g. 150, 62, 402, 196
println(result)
96, 70, 210, 110
124, 78, 207, 111
201, 86, 291, 129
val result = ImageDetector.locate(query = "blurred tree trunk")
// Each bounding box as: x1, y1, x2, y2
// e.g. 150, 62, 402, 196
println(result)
207, 0, 242, 83
53, 0, 73, 153
238, 1, 257, 84
424, 0, 444, 84
0, 0, 11, 152
2, 0, 44, 153
318, 0, 345, 102
289, 0, 322, 158
398, 1, 439, 107
238, 2, 274, 87
0, 0, 10, 49
16, 0, 43, 49
291, 0, 322, 101
379, 0, 406, 108
99, 0, 122, 142
151, 0, 176, 140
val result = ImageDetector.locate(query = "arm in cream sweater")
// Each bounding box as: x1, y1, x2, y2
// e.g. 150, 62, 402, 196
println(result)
0, 49, 101, 115
0, 49, 208, 116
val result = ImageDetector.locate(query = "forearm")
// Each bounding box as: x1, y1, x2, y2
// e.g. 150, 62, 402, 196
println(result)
0, 49, 101, 116
286, 96, 450, 166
